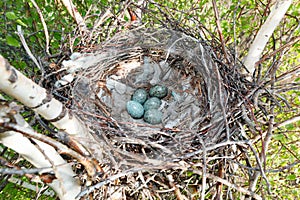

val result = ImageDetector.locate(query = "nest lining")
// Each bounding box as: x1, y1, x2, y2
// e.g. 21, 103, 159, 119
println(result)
72, 28, 234, 169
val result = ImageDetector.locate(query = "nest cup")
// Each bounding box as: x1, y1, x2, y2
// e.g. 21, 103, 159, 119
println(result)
72, 29, 228, 168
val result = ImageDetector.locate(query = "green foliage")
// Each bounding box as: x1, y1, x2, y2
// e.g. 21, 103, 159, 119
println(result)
5, 35, 20, 47
0, 181, 55, 200
0, 0, 299, 199
5, 12, 18, 20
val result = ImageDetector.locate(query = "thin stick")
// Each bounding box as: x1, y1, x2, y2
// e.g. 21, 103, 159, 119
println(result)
257, 36, 300, 66
60, 0, 88, 33
76, 168, 144, 199
192, 170, 262, 200
212, 0, 230, 64
16, 25, 42, 70
30, 0, 50, 55
0, 166, 53, 175
200, 139, 207, 200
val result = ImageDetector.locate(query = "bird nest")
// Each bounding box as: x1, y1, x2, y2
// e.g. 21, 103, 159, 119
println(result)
66, 28, 258, 198
71, 28, 249, 169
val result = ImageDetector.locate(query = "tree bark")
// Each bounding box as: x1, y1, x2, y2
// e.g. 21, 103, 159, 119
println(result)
0, 55, 89, 138
0, 101, 81, 199
243, 0, 292, 76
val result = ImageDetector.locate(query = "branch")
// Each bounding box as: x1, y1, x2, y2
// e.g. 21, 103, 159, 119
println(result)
16, 26, 42, 70
192, 169, 262, 200
30, 0, 50, 55
0, 55, 92, 147
60, 0, 88, 33
1, 122, 97, 177
0, 55, 99, 176
0, 103, 81, 199
275, 114, 300, 128
243, 0, 292, 76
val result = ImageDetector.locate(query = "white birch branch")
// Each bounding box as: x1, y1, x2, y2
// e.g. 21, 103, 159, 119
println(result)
0, 102, 81, 199
1, 131, 81, 199
0, 55, 88, 137
243, 0, 292, 76
0, 55, 99, 177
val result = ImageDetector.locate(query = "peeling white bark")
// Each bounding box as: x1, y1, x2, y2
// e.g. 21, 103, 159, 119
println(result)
0, 102, 81, 199
0, 55, 88, 137
1, 131, 81, 199
0, 54, 100, 198
243, 0, 292, 76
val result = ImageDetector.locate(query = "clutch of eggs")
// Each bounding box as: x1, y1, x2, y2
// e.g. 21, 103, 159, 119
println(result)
127, 85, 168, 124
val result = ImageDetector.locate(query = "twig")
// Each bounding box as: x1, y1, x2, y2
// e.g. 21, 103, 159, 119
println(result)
0, 166, 53, 175
212, 0, 230, 64
167, 174, 188, 200
200, 139, 207, 200
30, 0, 50, 55
76, 168, 144, 199
0, 122, 97, 177
230, 158, 300, 173
275, 64, 300, 84
275, 114, 300, 128
178, 140, 248, 160
16, 25, 42, 70
247, 141, 271, 194
60, 0, 88, 33
257, 36, 300, 66
8, 177, 55, 197
192, 169, 262, 200
93, 9, 113, 31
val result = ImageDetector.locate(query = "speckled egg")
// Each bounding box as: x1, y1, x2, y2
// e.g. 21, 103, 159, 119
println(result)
149, 85, 168, 99
143, 97, 162, 111
127, 101, 144, 119
144, 109, 163, 124
132, 88, 148, 104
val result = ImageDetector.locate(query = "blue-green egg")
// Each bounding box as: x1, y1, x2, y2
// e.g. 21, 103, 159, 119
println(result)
132, 88, 148, 104
127, 101, 144, 119
144, 109, 163, 124
149, 85, 168, 99
143, 97, 162, 111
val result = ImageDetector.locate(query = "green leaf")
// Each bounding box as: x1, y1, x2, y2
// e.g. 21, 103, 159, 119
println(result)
16, 19, 27, 27
6, 35, 20, 47
285, 124, 294, 131
286, 174, 296, 181
186, 171, 194, 177
5, 12, 18, 20
291, 145, 297, 151
273, 134, 285, 141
